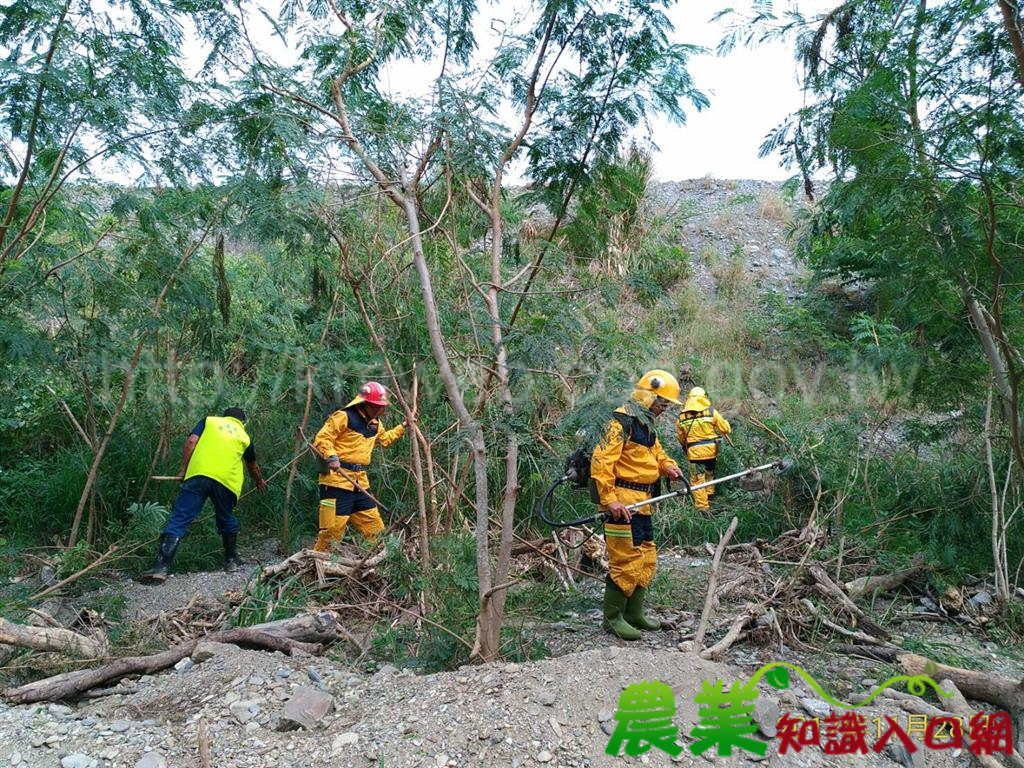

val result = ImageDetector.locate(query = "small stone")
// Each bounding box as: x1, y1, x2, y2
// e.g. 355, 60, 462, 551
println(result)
278, 686, 334, 731
882, 741, 920, 768
275, 669, 292, 679
60, 756, 96, 768
601, 721, 615, 737
173, 658, 194, 673
376, 664, 399, 677
332, 732, 359, 753
10, 753, 22, 766
970, 590, 993, 608
134, 754, 167, 768
245, 721, 261, 733
800, 698, 831, 720
549, 717, 562, 737
109, 720, 131, 733
191, 641, 237, 664
536, 750, 553, 763
603, 647, 621, 661
229, 700, 260, 724
598, 710, 613, 723
307, 668, 323, 684
49, 703, 74, 717
538, 691, 557, 707
752, 698, 780, 738
249, 675, 266, 686
434, 754, 449, 767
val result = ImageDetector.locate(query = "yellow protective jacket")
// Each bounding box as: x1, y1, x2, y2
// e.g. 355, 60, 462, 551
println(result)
676, 392, 731, 461
591, 404, 679, 509
314, 403, 405, 492
185, 415, 252, 499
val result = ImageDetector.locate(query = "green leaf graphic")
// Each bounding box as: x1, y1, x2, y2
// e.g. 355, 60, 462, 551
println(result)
766, 666, 790, 689
925, 660, 938, 676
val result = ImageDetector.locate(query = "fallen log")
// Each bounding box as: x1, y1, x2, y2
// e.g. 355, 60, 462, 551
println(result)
800, 599, 891, 647
262, 549, 387, 579
844, 554, 927, 599
694, 517, 739, 653
809, 565, 891, 640
877, 687, 954, 719
700, 604, 762, 661
0, 617, 108, 658
901, 654, 1024, 714
247, 611, 343, 645
4, 626, 322, 704
939, 679, 1023, 768
510, 538, 549, 557
837, 644, 898, 663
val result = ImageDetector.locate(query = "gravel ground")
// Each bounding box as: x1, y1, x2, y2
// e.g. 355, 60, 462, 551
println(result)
0, 642, 973, 768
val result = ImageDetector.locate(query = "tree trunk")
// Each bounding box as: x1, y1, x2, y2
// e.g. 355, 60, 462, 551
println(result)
998, 0, 1024, 90
281, 367, 314, 552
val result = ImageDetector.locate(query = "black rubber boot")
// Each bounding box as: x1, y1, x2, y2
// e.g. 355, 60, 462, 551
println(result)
223, 533, 241, 573
140, 535, 180, 584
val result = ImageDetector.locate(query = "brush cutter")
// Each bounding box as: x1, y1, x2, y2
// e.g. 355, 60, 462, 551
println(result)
537, 455, 794, 528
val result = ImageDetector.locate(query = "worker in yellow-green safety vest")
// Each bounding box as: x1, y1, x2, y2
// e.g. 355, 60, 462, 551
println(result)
676, 387, 731, 510
140, 408, 266, 584
591, 369, 684, 640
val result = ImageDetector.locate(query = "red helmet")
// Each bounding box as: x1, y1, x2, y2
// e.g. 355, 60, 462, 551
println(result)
355, 381, 389, 407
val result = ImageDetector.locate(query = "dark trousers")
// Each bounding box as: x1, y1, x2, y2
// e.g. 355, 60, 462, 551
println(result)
163, 475, 239, 538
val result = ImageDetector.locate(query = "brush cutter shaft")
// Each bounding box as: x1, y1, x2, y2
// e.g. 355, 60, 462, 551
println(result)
625, 461, 781, 512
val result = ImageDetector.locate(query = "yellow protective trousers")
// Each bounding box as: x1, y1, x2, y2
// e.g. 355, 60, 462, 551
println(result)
313, 488, 385, 551
602, 486, 657, 597
690, 458, 717, 509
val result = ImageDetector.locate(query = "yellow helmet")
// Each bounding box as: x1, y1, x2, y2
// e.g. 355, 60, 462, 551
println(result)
636, 369, 682, 405
688, 386, 706, 399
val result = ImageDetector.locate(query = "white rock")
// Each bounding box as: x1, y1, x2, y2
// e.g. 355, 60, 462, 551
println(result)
332, 732, 360, 753
60, 756, 96, 768
10, 753, 22, 766
799, 697, 831, 719
49, 703, 74, 717
134, 753, 167, 768
229, 700, 261, 724
191, 641, 238, 664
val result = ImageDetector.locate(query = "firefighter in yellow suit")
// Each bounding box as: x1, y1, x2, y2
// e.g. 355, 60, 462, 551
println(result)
313, 382, 405, 550
676, 387, 731, 510
591, 370, 684, 640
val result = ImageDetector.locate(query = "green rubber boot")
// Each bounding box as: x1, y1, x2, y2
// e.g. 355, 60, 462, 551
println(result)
602, 578, 641, 640
625, 585, 661, 631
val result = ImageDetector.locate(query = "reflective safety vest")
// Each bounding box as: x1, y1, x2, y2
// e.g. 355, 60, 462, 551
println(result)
185, 416, 251, 498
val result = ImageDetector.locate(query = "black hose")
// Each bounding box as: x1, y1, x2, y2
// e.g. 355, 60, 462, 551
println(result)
536, 474, 604, 528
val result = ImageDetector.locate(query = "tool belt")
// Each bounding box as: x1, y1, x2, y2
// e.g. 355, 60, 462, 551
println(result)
336, 460, 367, 472
687, 438, 719, 448
614, 478, 658, 495
317, 455, 368, 474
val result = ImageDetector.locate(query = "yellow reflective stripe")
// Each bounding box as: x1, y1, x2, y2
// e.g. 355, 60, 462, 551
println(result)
604, 529, 633, 538
320, 499, 337, 508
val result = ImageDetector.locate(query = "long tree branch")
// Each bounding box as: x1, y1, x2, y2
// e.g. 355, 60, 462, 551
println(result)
0, 0, 71, 252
